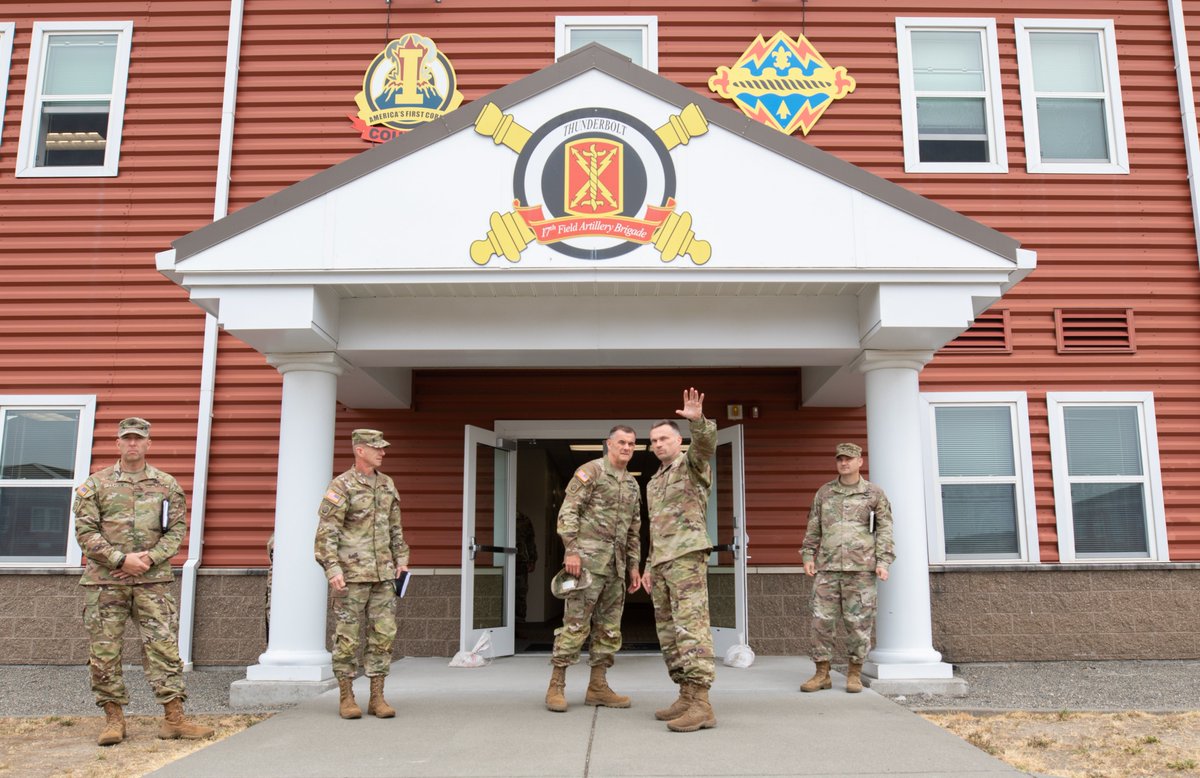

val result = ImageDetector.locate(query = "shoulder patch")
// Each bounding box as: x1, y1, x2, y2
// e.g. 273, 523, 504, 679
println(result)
575, 469, 590, 483
76, 482, 94, 498
324, 489, 346, 506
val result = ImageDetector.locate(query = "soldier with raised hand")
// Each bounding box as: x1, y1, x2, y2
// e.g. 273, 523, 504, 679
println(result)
73, 417, 214, 746
640, 388, 719, 733
800, 442, 895, 694
545, 425, 642, 713
315, 429, 410, 719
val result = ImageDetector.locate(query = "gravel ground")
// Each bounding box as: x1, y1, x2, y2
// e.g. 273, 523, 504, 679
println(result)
1, 659, 1196, 717
885, 659, 1200, 713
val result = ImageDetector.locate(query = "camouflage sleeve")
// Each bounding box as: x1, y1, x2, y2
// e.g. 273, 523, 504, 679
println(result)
686, 417, 718, 478
389, 490, 410, 568
873, 489, 895, 569
557, 467, 596, 557
800, 487, 824, 564
314, 483, 348, 580
625, 489, 642, 572
73, 477, 124, 569
146, 480, 187, 566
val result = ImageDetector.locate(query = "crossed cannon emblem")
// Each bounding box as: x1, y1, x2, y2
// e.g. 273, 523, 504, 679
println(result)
470, 102, 712, 266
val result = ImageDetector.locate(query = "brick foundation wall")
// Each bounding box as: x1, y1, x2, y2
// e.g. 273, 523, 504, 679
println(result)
928, 566, 1200, 661
3, 566, 1197, 665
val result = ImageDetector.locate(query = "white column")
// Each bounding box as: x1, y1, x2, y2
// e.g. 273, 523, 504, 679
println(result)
242, 353, 344, 687
855, 350, 957, 687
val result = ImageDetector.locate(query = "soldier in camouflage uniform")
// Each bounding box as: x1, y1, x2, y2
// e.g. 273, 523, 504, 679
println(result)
73, 417, 214, 746
514, 511, 537, 623
545, 425, 642, 713
800, 442, 895, 694
315, 429, 410, 719
641, 388, 718, 733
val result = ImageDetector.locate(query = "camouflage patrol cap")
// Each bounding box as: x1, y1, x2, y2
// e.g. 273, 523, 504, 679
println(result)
351, 429, 390, 448
835, 442, 862, 458
117, 417, 151, 438
550, 568, 593, 599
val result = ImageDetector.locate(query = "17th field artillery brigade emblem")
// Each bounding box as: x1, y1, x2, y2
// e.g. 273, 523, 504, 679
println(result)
709, 31, 855, 136
470, 103, 711, 266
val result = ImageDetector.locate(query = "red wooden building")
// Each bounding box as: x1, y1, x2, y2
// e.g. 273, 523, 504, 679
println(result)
1, 1, 1198, 698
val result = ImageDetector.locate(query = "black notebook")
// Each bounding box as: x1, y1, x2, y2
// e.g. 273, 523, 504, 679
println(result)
393, 570, 410, 597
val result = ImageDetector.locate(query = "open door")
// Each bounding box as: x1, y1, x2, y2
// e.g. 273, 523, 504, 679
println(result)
460, 425, 516, 657
708, 425, 749, 656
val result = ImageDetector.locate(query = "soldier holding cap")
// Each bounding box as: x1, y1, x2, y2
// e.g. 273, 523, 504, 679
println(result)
73, 417, 214, 746
800, 442, 895, 694
315, 429, 410, 719
545, 424, 642, 713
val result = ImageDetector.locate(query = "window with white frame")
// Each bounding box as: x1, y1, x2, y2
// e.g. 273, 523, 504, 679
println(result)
0, 397, 95, 565
896, 18, 1008, 173
921, 393, 1039, 562
555, 16, 657, 73
0, 23, 14, 146
1014, 19, 1128, 174
16, 21, 134, 177
1047, 393, 1168, 561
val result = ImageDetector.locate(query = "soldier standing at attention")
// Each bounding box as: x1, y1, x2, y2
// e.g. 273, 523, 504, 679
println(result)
800, 442, 895, 694
315, 429, 410, 719
73, 417, 214, 746
545, 425, 642, 713
640, 388, 718, 733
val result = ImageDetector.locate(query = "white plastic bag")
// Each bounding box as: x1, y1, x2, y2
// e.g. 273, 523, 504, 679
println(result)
722, 633, 755, 668
449, 633, 492, 668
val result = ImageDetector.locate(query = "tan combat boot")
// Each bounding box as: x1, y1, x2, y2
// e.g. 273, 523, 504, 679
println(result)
367, 676, 396, 718
654, 684, 691, 721
157, 699, 215, 740
338, 677, 362, 719
666, 684, 716, 732
801, 660, 832, 692
846, 662, 864, 693
584, 664, 631, 708
97, 702, 125, 746
545, 665, 568, 712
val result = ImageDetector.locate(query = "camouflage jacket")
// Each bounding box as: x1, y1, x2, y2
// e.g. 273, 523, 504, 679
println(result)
800, 477, 895, 572
647, 417, 717, 567
73, 462, 187, 586
314, 468, 410, 583
515, 513, 537, 565
557, 456, 641, 578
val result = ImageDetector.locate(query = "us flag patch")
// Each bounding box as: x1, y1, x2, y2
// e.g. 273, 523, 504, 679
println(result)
575, 470, 590, 483
324, 490, 345, 505
76, 482, 94, 498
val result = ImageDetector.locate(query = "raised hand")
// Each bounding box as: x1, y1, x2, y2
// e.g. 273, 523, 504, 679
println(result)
675, 387, 705, 421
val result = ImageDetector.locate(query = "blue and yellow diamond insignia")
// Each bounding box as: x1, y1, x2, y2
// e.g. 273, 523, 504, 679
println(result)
708, 31, 855, 136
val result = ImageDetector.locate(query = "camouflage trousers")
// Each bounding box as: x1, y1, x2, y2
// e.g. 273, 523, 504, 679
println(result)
515, 567, 529, 623
82, 582, 185, 707
810, 571, 877, 663
650, 551, 715, 689
332, 581, 397, 679
551, 566, 625, 668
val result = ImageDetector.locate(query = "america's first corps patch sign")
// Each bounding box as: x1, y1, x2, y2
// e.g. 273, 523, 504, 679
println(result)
470, 103, 712, 265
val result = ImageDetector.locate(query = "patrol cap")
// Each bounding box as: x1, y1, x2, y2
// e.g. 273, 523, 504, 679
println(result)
835, 442, 862, 458
117, 417, 151, 438
550, 568, 593, 599
351, 429, 390, 448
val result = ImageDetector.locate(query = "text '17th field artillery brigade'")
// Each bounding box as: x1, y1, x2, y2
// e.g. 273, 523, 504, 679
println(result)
708, 31, 855, 137
349, 33, 464, 143
470, 103, 712, 266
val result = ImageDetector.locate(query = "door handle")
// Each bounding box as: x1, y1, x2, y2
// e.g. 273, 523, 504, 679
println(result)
468, 536, 516, 560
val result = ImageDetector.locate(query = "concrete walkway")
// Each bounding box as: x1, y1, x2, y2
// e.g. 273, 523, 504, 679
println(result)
150, 656, 1024, 778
